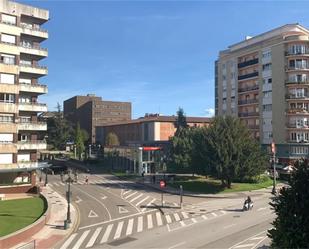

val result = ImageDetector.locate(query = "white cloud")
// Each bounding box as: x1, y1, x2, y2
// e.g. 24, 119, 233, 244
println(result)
205, 108, 215, 117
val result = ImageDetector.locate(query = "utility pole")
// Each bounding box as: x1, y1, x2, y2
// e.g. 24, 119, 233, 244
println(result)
271, 141, 277, 194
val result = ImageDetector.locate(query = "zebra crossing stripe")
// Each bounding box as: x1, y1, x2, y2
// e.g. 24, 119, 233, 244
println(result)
174, 213, 180, 221
202, 215, 208, 220
60, 233, 77, 249
126, 218, 134, 236
181, 212, 189, 219
220, 210, 226, 214
114, 221, 124, 240
147, 214, 153, 229
53, 182, 59, 186
165, 214, 172, 224
156, 212, 163, 226
135, 196, 149, 207
85, 227, 102, 248
141, 198, 156, 212
191, 218, 197, 223
100, 224, 113, 244
180, 221, 186, 227
137, 216, 143, 232
124, 191, 138, 199
123, 189, 131, 195
211, 212, 218, 217
59, 182, 65, 186
48, 183, 53, 187
129, 193, 143, 203
72, 229, 90, 249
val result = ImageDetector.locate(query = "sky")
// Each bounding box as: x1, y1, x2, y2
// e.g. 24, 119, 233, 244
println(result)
17, 0, 309, 118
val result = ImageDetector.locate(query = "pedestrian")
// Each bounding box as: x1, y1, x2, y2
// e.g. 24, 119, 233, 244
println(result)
85, 176, 89, 185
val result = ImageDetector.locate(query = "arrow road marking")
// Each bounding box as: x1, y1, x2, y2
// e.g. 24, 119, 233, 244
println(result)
88, 210, 98, 218
75, 196, 82, 203
118, 206, 129, 214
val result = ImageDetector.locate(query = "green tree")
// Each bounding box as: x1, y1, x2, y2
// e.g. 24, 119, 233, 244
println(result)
198, 116, 267, 188
47, 103, 73, 150
105, 132, 120, 146
268, 160, 309, 248
75, 123, 85, 160
174, 107, 188, 135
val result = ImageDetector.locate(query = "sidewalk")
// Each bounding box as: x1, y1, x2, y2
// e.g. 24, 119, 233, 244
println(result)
13, 184, 78, 249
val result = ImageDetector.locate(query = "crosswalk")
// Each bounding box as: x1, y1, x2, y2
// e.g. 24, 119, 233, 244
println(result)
60, 211, 192, 249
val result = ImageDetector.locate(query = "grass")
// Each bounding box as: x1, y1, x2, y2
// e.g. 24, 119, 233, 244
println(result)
0, 197, 46, 237
168, 175, 274, 194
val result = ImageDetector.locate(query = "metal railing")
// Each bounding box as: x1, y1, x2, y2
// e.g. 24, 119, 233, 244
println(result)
238, 71, 259, 80
238, 85, 259, 93
20, 23, 47, 33
238, 99, 259, 105
238, 112, 259, 117
238, 58, 259, 69
19, 63, 47, 70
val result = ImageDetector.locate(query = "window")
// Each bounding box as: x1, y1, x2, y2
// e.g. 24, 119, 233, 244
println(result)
0, 154, 13, 164
17, 154, 30, 162
263, 63, 272, 71
0, 93, 15, 103
19, 78, 31, 84
1, 14, 16, 25
20, 116, 31, 123
1, 33, 16, 44
263, 104, 272, 112
262, 51, 271, 58
0, 73, 15, 84
263, 91, 272, 98
20, 134, 30, 142
0, 133, 13, 143
0, 114, 13, 123
268, 78, 272, 83
1, 54, 15, 65
19, 96, 31, 103
20, 60, 32, 66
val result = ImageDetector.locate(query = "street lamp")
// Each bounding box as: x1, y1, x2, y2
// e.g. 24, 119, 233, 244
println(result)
64, 170, 74, 224
271, 141, 277, 194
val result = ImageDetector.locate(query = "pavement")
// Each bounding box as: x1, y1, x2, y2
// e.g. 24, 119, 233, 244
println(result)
12, 183, 78, 249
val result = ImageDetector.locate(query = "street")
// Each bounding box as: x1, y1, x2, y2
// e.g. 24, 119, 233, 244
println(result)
44, 171, 274, 249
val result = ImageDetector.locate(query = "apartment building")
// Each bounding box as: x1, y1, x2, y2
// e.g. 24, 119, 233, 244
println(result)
216, 23, 309, 163
64, 94, 131, 143
0, 0, 48, 193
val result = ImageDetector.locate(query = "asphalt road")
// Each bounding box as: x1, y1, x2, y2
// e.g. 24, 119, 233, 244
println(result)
44, 170, 274, 249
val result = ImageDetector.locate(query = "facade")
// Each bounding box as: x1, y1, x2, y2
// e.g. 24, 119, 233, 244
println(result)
96, 114, 211, 146
216, 23, 309, 162
0, 0, 48, 192
64, 94, 131, 143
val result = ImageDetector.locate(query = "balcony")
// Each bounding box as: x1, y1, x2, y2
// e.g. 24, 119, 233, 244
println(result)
287, 108, 309, 115
287, 140, 309, 144
19, 63, 48, 76
286, 66, 309, 72
20, 23, 48, 40
286, 123, 309, 129
19, 43, 48, 58
238, 58, 259, 69
238, 112, 259, 117
17, 140, 47, 150
286, 94, 309, 100
19, 83, 48, 94
238, 85, 259, 93
18, 122, 47, 131
238, 72, 259, 81
0, 102, 18, 113
238, 99, 259, 105
18, 102, 47, 112
286, 80, 309, 85
286, 51, 309, 56
17, 161, 39, 169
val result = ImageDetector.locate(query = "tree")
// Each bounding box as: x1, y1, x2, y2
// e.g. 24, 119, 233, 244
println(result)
75, 123, 85, 160
268, 160, 309, 248
174, 107, 188, 136
47, 103, 74, 150
197, 116, 267, 188
105, 132, 120, 146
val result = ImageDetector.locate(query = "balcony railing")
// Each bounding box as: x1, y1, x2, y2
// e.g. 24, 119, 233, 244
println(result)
287, 140, 309, 144
238, 112, 259, 117
20, 42, 48, 52
287, 66, 309, 71
18, 121, 47, 131
286, 80, 309, 85
238, 58, 259, 69
286, 123, 309, 128
286, 51, 309, 56
287, 108, 309, 114
19, 83, 48, 94
238, 85, 259, 93
20, 23, 48, 33
286, 94, 309, 99
238, 72, 259, 81
238, 99, 259, 105
19, 62, 47, 70
17, 140, 47, 150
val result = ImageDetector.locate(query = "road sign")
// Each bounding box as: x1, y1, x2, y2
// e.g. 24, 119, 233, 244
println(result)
160, 180, 166, 188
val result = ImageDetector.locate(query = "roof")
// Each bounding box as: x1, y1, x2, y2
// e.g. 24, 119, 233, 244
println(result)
99, 115, 212, 127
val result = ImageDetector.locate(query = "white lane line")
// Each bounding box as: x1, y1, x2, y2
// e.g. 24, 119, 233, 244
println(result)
211, 212, 218, 217
147, 214, 153, 229
173, 213, 180, 221
191, 218, 197, 223
220, 210, 227, 214
72, 229, 90, 249
168, 241, 186, 249
86, 227, 102, 248
202, 215, 208, 220
228, 231, 266, 249
181, 212, 189, 219
257, 207, 267, 211
165, 214, 172, 224
156, 212, 163, 226
129, 193, 143, 203
141, 198, 156, 212
126, 218, 134, 236
249, 236, 266, 240
53, 182, 59, 186
114, 221, 124, 240
137, 216, 143, 232
100, 224, 113, 244
234, 244, 255, 248
224, 224, 236, 229
59, 233, 77, 249
135, 196, 150, 207
124, 191, 138, 199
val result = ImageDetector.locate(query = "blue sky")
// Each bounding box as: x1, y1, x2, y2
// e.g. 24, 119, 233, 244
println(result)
18, 0, 309, 118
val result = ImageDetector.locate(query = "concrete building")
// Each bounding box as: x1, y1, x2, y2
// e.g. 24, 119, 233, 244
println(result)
64, 94, 131, 143
96, 113, 211, 146
0, 0, 48, 193
215, 23, 309, 163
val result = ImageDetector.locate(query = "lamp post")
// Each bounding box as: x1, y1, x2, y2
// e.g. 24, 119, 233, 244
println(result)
89, 144, 92, 158
65, 170, 74, 224
271, 141, 277, 194
44, 168, 48, 186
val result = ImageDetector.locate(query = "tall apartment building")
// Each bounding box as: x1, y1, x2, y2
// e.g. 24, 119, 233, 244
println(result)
0, 0, 48, 193
216, 24, 309, 163
64, 94, 131, 143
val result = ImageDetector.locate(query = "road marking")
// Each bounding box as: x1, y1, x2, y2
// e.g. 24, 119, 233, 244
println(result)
88, 210, 98, 218
135, 196, 149, 207
101, 195, 107, 200
202, 215, 208, 220
124, 191, 137, 199
126, 218, 134, 236
249, 236, 266, 240
165, 214, 172, 224
100, 224, 113, 243
168, 241, 186, 249
86, 227, 102, 248
75, 196, 82, 203
137, 216, 143, 232
173, 213, 180, 221
53, 182, 59, 186
234, 244, 255, 248
224, 224, 236, 229
211, 212, 218, 217
129, 193, 143, 203
181, 212, 189, 219
59, 182, 65, 186
156, 212, 163, 226
191, 218, 197, 223
147, 214, 153, 229
118, 206, 129, 214
72, 229, 90, 249
60, 233, 77, 249
180, 221, 186, 227
257, 207, 267, 211
220, 210, 227, 214
114, 221, 124, 239
123, 189, 131, 195
141, 198, 156, 212
228, 231, 266, 249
